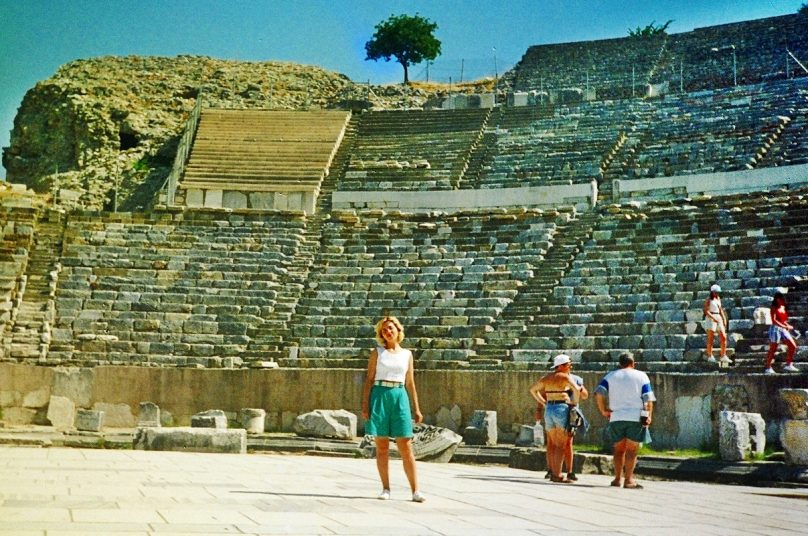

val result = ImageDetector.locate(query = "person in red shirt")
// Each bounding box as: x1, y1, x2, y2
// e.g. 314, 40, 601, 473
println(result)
765, 292, 799, 374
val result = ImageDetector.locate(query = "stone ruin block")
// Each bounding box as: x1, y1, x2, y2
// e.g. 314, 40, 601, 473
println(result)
779, 389, 808, 420
478, 92, 495, 108
240, 408, 266, 434
435, 404, 462, 433
293, 409, 356, 440
779, 388, 808, 466
46, 395, 75, 431
411, 423, 462, 463
719, 411, 765, 462
133, 427, 246, 454
191, 409, 228, 430
515, 423, 544, 447
780, 420, 808, 466
508, 92, 529, 107
463, 410, 497, 446
138, 402, 161, 428
75, 409, 104, 432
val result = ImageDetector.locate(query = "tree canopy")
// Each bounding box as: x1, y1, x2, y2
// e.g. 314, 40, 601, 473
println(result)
628, 20, 673, 37
365, 14, 442, 84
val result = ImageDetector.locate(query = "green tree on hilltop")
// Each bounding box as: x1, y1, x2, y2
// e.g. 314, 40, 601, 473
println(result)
628, 20, 673, 37
365, 14, 442, 84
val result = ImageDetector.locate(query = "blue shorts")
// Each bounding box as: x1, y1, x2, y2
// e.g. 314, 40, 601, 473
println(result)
365, 385, 413, 438
544, 403, 570, 430
769, 326, 795, 344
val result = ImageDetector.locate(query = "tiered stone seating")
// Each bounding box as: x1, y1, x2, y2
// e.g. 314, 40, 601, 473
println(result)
470, 101, 653, 190
338, 109, 489, 191
513, 34, 666, 99
513, 189, 808, 371
50, 209, 312, 366
612, 80, 805, 179
512, 14, 808, 98
655, 14, 808, 92
287, 207, 565, 363
757, 80, 808, 167
180, 109, 349, 195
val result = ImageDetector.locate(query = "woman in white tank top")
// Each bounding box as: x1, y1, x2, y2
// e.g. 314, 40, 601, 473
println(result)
361, 316, 425, 502
703, 284, 729, 365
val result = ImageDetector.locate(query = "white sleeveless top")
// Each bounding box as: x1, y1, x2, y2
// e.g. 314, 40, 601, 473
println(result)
374, 346, 411, 382
708, 297, 722, 315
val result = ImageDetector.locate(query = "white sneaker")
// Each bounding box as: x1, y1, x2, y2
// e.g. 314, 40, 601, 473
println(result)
764, 367, 776, 375
377, 489, 391, 500
411, 490, 426, 503
719, 356, 731, 367
706, 356, 717, 363
782, 364, 799, 372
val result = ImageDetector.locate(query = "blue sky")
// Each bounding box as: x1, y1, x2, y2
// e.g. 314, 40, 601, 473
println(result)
1, 0, 804, 177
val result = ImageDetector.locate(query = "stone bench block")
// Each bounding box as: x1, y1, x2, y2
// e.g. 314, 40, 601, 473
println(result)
719, 411, 765, 462
411, 423, 462, 462
241, 408, 266, 434
191, 409, 228, 429
75, 409, 104, 432
515, 423, 544, 447
133, 427, 246, 454
46, 396, 75, 431
781, 420, 808, 466
294, 409, 357, 439
778, 389, 808, 420
463, 410, 497, 446
138, 401, 161, 428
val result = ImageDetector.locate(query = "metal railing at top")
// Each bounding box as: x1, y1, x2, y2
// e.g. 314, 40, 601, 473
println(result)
161, 94, 203, 206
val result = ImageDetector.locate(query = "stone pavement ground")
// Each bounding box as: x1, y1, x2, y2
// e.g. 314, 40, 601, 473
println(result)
0, 446, 806, 536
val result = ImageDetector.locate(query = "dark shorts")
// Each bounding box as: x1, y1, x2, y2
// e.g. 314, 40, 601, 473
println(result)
365, 385, 413, 438
605, 420, 652, 445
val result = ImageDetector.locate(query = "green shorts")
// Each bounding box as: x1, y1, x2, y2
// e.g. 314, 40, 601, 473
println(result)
365, 385, 413, 438
605, 420, 652, 445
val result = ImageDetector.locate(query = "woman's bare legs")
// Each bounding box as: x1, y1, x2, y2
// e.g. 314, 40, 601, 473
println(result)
396, 438, 419, 492
375, 437, 391, 490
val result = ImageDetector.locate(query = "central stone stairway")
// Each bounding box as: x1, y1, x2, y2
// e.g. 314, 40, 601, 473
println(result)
472, 209, 601, 364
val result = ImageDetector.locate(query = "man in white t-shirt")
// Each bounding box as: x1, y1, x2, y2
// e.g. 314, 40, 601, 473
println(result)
594, 352, 656, 489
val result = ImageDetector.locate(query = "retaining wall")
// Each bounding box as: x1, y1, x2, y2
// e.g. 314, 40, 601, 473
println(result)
0, 363, 803, 449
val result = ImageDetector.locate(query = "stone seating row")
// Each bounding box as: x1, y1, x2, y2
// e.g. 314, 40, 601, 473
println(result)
339, 109, 489, 192
49, 210, 313, 364
513, 33, 664, 98
654, 14, 808, 92
180, 109, 349, 198
288, 208, 560, 357
521, 191, 808, 364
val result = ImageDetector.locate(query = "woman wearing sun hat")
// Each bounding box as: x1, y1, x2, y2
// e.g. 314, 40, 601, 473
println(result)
529, 354, 582, 483
703, 284, 729, 366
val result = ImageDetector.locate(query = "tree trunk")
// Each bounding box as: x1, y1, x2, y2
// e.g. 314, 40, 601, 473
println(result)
402, 61, 409, 84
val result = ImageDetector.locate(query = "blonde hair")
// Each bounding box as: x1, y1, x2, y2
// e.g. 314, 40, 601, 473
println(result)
374, 316, 405, 346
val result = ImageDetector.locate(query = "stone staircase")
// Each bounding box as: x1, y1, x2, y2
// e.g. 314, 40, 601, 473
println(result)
472, 209, 600, 365
244, 116, 360, 362
0, 202, 39, 359
6, 210, 65, 361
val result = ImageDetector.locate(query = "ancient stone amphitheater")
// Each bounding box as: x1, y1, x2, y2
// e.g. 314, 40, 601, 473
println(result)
1, 13, 806, 445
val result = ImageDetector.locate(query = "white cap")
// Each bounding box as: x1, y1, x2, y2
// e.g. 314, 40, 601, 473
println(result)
710, 284, 721, 293
553, 354, 571, 368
